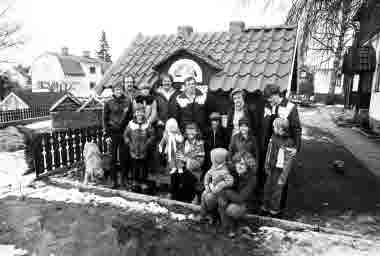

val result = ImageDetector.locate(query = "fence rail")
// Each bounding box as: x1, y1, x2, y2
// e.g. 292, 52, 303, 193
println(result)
0, 106, 50, 123
33, 125, 110, 177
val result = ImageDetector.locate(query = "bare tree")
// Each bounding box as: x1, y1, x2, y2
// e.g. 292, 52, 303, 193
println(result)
237, 0, 362, 104
0, 3, 24, 62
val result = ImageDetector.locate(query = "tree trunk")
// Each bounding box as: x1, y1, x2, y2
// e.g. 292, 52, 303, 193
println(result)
326, 0, 350, 105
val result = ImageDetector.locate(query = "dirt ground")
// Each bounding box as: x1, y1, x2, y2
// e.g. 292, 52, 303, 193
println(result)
0, 195, 379, 256
284, 107, 380, 240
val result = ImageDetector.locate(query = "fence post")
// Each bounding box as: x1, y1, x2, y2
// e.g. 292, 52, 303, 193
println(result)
58, 132, 64, 168
65, 132, 70, 166
49, 132, 55, 170
78, 132, 83, 160
72, 132, 77, 163
41, 137, 48, 173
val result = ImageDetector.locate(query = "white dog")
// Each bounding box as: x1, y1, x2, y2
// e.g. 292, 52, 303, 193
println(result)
83, 142, 104, 184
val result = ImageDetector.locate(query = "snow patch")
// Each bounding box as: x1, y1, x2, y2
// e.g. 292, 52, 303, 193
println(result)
25, 120, 52, 130
0, 186, 192, 222
0, 245, 28, 256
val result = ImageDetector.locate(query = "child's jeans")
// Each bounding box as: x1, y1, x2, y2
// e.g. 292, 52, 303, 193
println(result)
262, 167, 285, 213
201, 190, 218, 214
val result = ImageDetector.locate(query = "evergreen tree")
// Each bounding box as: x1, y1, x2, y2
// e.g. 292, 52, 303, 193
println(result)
97, 30, 112, 62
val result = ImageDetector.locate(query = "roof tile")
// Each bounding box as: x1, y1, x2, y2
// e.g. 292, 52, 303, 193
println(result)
95, 25, 297, 93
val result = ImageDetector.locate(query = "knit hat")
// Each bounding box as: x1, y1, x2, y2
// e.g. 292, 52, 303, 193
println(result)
210, 148, 229, 166
209, 112, 221, 121
264, 83, 281, 98
238, 117, 250, 126
165, 118, 179, 133
230, 88, 245, 99
185, 122, 199, 132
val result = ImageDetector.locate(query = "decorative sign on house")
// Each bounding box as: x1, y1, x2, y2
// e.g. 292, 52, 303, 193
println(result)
95, 22, 298, 113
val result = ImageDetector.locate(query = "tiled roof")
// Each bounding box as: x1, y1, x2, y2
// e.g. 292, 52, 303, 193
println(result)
95, 25, 297, 93
13, 89, 67, 108
48, 52, 111, 77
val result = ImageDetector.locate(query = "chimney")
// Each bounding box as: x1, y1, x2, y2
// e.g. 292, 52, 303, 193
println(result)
61, 46, 69, 55
82, 50, 90, 58
229, 21, 245, 33
177, 25, 193, 39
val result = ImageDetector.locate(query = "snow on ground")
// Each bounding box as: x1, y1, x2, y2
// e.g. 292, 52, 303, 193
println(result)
0, 245, 28, 256
24, 119, 52, 130
0, 150, 34, 191
0, 184, 192, 222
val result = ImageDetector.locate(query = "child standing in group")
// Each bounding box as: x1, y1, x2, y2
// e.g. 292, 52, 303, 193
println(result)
262, 117, 297, 217
124, 105, 155, 183
172, 122, 205, 203
159, 118, 185, 174
201, 148, 234, 223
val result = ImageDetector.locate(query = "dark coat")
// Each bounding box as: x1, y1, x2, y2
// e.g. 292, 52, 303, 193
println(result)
222, 170, 257, 204
103, 95, 133, 136
227, 104, 261, 138
229, 132, 260, 162
262, 99, 302, 152
154, 87, 179, 124
123, 119, 155, 160
202, 125, 230, 172
174, 88, 207, 132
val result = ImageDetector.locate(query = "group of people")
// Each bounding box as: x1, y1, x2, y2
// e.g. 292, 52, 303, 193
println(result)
102, 73, 302, 230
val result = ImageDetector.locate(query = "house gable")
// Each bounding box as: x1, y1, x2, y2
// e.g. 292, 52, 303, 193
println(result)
49, 94, 82, 112
77, 96, 104, 111
95, 24, 298, 94
0, 92, 30, 110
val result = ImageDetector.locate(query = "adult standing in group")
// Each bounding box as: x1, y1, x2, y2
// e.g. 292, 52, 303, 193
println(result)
262, 83, 302, 212
155, 74, 180, 140
103, 81, 133, 188
174, 76, 207, 134
124, 75, 138, 102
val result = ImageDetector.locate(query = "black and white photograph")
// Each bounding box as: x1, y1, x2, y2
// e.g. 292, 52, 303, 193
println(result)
0, 0, 380, 255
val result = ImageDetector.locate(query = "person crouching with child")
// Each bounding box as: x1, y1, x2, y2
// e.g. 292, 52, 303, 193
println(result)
124, 105, 155, 185
261, 117, 297, 218
201, 148, 234, 224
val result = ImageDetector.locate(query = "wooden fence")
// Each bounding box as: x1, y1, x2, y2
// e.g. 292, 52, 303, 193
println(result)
33, 125, 111, 177
0, 105, 50, 124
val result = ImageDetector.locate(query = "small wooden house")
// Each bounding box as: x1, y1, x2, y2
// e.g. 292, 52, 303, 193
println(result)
0, 89, 66, 111
95, 22, 298, 115
49, 93, 82, 113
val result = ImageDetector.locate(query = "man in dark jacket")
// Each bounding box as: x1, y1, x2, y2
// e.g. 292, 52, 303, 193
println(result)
103, 81, 133, 188
262, 83, 302, 213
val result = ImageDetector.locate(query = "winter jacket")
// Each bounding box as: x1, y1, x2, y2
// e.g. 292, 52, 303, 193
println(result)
183, 139, 205, 172
203, 126, 229, 151
174, 89, 207, 132
263, 99, 302, 152
155, 87, 179, 124
203, 164, 234, 194
103, 95, 133, 136
265, 134, 296, 171
229, 132, 260, 161
123, 119, 155, 159
227, 105, 260, 137
223, 170, 257, 204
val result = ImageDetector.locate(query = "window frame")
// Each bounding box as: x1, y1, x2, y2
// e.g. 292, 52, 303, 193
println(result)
89, 66, 96, 74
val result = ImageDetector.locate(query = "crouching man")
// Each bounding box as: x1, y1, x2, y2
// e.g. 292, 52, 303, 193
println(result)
217, 151, 257, 234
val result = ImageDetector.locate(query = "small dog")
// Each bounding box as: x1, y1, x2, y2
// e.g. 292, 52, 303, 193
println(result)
83, 142, 104, 184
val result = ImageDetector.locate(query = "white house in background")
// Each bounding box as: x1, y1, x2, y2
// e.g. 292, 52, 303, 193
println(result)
31, 47, 111, 97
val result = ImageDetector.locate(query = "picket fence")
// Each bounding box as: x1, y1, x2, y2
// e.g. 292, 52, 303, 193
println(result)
0, 106, 50, 124
33, 125, 111, 177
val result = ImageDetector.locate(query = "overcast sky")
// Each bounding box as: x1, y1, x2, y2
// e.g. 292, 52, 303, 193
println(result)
1, 0, 291, 66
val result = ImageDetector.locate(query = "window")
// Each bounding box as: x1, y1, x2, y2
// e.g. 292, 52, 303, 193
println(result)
168, 59, 203, 83
89, 66, 96, 74
89, 82, 95, 89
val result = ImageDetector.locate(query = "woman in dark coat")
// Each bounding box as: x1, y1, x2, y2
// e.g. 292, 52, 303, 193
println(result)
154, 74, 180, 139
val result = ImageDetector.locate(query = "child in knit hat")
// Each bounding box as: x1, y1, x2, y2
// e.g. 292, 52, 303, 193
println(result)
201, 148, 234, 223
262, 117, 297, 217
159, 118, 184, 174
